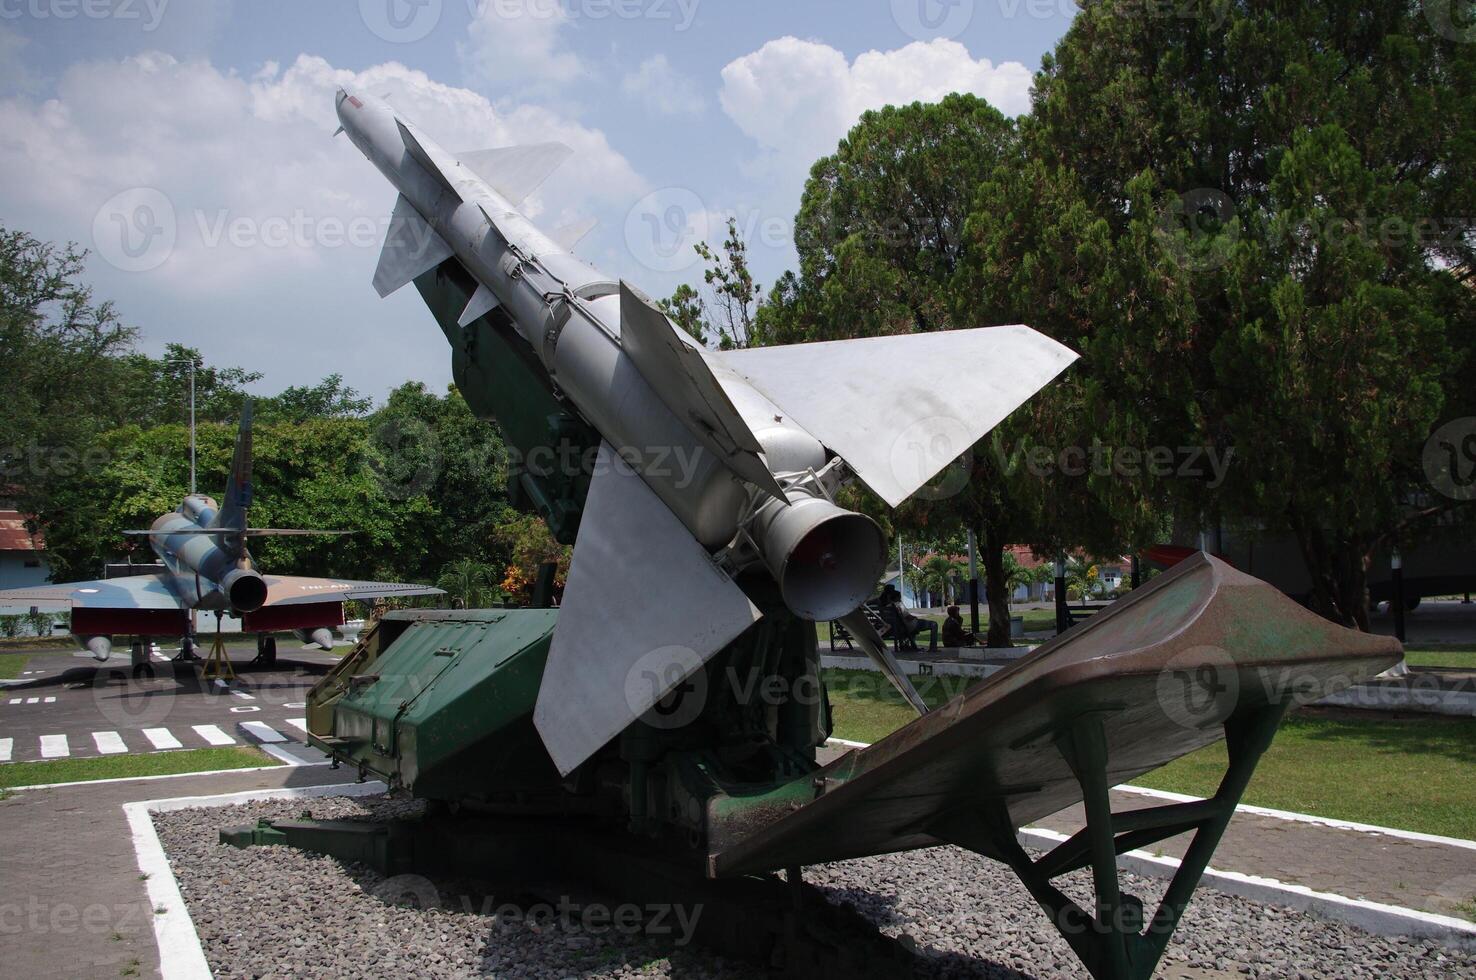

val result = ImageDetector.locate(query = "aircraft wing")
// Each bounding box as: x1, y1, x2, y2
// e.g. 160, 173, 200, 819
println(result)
0, 574, 181, 611
259, 576, 444, 607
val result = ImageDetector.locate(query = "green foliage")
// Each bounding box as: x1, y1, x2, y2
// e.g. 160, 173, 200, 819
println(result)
660, 217, 763, 350
436, 558, 503, 609
1004, 0, 1476, 626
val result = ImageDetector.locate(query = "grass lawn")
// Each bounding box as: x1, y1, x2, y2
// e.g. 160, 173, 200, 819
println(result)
824, 667, 977, 743
0, 746, 278, 789
1133, 710, 1476, 840
1404, 644, 1476, 670
0, 652, 30, 679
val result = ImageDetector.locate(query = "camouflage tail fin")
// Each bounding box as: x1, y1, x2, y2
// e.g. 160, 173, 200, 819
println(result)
216, 399, 254, 532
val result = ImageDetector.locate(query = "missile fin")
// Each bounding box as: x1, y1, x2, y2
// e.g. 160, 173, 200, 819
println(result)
715, 326, 1080, 508
374, 194, 454, 298
550, 216, 598, 252
456, 142, 573, 206
395, 119, 458, 194
619, 282, 787, 503
534, 442, 763, 776
458, 283, 501, 327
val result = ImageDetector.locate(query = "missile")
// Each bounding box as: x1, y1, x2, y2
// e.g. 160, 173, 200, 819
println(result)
335, 88, 1079, 775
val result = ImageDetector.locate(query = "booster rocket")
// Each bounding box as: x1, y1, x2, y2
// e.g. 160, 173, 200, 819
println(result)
335, 89, 1079, 775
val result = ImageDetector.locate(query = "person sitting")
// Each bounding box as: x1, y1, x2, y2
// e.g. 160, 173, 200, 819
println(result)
942, 605, 975, 647
878, 585, 938, 653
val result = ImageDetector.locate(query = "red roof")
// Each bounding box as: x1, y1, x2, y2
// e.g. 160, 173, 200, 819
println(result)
0, 512, 44, 552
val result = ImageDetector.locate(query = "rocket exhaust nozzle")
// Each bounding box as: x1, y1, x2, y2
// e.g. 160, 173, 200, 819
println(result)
223, 568, 268, 613
752, 491, 887, 622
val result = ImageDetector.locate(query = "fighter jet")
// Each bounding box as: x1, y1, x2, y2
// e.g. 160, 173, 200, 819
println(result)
0, 400, 443, 673
334, 88, 1079, 775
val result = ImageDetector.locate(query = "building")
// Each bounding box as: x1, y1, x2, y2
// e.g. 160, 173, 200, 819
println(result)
0, 510, 50, 617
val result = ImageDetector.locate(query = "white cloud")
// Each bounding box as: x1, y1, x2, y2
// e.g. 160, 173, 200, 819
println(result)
719, 37, 1032, 183
0, 52, 642, 393
459, 0, 584, 93
621, 55, 705, 117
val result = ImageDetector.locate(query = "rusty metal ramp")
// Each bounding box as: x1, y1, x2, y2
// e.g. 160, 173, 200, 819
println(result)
708, 553, 1401, 879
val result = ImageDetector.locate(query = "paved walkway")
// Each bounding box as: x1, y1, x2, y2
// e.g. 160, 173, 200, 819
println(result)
0, 762, 363, 979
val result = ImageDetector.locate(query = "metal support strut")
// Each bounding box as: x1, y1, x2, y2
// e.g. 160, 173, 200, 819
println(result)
963, 704, 1286, 980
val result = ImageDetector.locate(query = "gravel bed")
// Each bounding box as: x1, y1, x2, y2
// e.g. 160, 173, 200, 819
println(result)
154, 794, 1476, 979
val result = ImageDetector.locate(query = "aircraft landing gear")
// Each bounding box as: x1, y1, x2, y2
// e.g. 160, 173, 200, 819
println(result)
130, 637, 155, 680
253, 634, 278, 669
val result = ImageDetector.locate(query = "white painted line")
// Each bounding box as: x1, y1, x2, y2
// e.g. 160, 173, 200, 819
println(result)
0, 738, 10, 762
7, 698, 18, 705
1019, 825, 1476, 950
258, 742, 311, 766
192, 724, 234, 746
25, 697, 38, 704
124, 801, 214, 980
143, 728, 183, 750
39, 734, 69, 758
43, 696, 55, 703
285, 717, 308, 733
92, 731, 128, 755
239, 720, 286, 743
229, 689, 255, 701
4, 761, 321, 792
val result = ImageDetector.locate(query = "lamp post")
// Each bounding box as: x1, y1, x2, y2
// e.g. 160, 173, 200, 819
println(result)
1391, 550, 1406, 644
164, 357, 197, 494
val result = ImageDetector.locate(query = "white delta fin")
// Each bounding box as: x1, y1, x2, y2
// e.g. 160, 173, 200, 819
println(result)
550, 216, 599, 252
618, 282, 787, 503
456, 142, 573, 207
374, 194, 454, 298
714, 326, 1080, 508
533, 442, 763, 777
458, 283, 501, 327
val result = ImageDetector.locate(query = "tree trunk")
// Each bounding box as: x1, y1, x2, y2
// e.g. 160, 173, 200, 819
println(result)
1289, 512, 1371, 631
982, 523, 1013, 648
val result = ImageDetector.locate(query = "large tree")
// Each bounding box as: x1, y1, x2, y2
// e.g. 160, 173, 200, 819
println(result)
1013, 0, 1476, 627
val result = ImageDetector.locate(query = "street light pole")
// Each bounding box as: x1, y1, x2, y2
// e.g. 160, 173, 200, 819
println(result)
165, 357, 197, 494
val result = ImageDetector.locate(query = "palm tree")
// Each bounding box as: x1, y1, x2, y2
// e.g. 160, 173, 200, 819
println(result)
436, 558, 500, 610
920, 554, 958, 608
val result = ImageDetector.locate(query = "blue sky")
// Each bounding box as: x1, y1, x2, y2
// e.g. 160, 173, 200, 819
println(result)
0, 0, 1076, 398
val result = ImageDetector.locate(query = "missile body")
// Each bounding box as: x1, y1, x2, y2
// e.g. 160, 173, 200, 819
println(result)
335, 87, 1080, 774
336, 91, 807, 552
